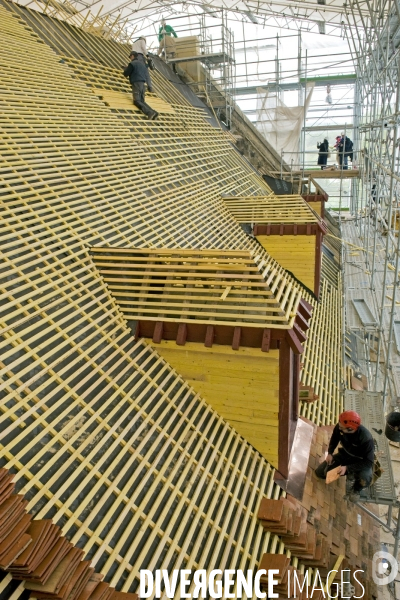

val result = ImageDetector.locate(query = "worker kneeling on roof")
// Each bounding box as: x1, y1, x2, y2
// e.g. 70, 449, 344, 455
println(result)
315, 411, 374, 502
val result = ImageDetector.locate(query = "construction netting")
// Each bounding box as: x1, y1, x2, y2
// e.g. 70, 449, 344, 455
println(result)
255, 82, 314, 169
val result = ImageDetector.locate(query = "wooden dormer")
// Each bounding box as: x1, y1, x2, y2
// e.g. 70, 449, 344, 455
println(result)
222, 195, 327, 298
302, 183, 329, 219
91, 247, 313, 478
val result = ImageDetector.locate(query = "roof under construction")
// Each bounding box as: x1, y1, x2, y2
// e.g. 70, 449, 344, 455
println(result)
0, 0, 397, 597
91, 247, 304, 330
222, 195, 323, 225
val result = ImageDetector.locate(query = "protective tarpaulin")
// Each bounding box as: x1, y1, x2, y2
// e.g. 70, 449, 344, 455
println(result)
255, 82, 314, 168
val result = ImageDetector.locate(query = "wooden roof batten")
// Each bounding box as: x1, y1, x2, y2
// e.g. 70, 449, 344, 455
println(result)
222, 195, 327, 234
91, 247, 313, 353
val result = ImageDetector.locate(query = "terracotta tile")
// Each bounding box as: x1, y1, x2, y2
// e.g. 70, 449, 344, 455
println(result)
257, 499, 284, 522
259, 553, 290, 581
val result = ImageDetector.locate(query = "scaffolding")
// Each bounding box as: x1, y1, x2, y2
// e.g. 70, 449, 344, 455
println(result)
224, 5, 400, 564
161, 11, 235, 128
229, 29, 357, 198
344, 0, 400, 405
309, 0, 400, 572
6, 0, 400, 580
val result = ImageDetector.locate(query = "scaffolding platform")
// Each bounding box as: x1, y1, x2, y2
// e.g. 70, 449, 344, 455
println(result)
345, 391, 397, 505
271, 170, 360, 179
167, 52, 234, 66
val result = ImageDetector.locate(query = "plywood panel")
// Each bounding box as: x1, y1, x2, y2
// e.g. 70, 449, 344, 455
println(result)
257, 235, 315, 292
304, 200, 322, 217
314, 204, 322, 216
149, 341, 280, 468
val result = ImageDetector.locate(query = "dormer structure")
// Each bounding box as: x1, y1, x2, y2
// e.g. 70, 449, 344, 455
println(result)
302, 189, 329, 219
222, 196, 327, 298
91, 247, 313, 478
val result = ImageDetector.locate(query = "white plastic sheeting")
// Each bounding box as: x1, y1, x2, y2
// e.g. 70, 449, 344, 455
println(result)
255, 82, 314, 168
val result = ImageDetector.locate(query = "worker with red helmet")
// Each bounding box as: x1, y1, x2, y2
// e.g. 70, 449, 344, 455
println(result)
315, 410, 374, 502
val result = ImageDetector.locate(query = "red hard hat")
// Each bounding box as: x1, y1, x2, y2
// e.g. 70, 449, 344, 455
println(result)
339, 410, 361, 430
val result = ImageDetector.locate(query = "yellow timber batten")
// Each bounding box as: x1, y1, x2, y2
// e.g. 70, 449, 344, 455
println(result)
222, 195, 321, 224
91, 248, 303, 329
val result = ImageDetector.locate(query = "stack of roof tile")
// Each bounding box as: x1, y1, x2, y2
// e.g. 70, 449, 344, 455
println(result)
258, 496, 329, 571
259, 555, 294, 599
257, 496, 306, 536
258, 553, 290, 589
0, 469, 138, 600
299, 384, 319, 403
0, 470, 31, 570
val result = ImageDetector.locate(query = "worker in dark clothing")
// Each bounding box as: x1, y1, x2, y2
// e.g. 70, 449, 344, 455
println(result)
315, 410, 374, 502
123, 51, 158, 120
338, 134, 353, 170
317, 138, 329, 169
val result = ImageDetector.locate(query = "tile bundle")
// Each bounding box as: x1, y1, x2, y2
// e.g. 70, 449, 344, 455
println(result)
0, 469, 138, 600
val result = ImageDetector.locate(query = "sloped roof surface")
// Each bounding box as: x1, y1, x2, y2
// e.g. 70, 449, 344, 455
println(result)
91, 247, 302, 328
223, 195, 322, 225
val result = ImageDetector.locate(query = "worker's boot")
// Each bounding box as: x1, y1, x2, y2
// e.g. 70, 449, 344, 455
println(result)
345, 476, 361, 502
347, 490, 361, 503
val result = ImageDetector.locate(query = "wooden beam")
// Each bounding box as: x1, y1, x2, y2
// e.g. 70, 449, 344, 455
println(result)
261, 329, 271, 352
293, 323, 307, 344
293, 355, 300, 421
298, 299, 313, 320
295, 312, 310, 333
152, 321, 164, 343
134, 322, 141, 340
232, 327, 241, 350
252, 223, 324, 236
286, 329, 304, 355
277, 339, 292, 479
176, 323, 187, 346
204, 325, 214, 348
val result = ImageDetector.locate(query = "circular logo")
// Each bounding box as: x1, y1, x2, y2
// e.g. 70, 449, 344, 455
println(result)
372, 551, 398, 586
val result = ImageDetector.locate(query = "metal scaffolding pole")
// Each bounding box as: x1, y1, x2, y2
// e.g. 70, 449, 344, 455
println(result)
344, 0, 400, 561
347, 0, 400, 396
301, 50, 308, 190
374, 62, 400, 391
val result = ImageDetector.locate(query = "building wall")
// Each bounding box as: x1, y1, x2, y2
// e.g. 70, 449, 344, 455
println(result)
149, 341, 280, 468
256, 235, 316, 292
